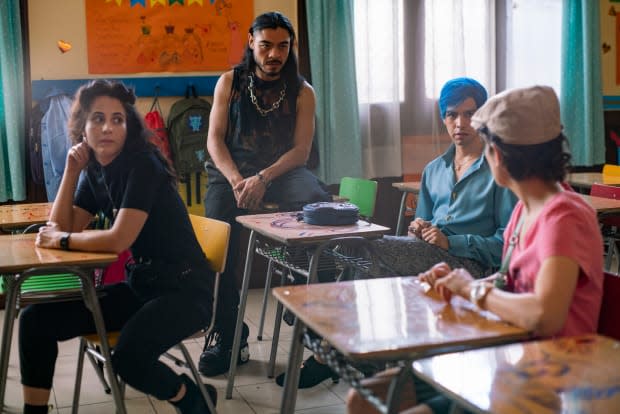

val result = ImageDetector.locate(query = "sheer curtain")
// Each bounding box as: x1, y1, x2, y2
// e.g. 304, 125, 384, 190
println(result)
0, 2, 26, 201
353, 0, 402, 178
424, 0, 495, 149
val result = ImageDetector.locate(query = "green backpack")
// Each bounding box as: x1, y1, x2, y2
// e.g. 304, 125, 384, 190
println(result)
167, 85, 212, 176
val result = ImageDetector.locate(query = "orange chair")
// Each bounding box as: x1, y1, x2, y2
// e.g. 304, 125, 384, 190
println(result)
598, 271, 620, 341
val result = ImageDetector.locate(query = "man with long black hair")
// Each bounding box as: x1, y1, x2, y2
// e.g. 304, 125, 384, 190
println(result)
200, 12, 330, 377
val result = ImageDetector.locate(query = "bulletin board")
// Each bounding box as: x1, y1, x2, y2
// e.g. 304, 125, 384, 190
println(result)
85, 0, 254, 74
601, 0, 620, 96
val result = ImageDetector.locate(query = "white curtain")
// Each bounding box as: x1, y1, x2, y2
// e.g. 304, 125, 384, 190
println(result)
506, 0, 562, 94
353, 0, 403, 178
424, 0, 496, 150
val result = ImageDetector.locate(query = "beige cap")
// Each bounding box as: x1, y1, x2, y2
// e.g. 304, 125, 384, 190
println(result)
471, 85, 562, 145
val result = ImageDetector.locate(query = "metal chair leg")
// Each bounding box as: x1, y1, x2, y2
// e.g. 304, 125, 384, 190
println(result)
177, 342, 217, 414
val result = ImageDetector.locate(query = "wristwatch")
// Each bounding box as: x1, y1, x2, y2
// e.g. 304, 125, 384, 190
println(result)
59, 232, 71, 251
469, 281, 493, 309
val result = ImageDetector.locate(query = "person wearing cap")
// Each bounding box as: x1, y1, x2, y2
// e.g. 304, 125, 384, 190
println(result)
347, 86, 604, 414
280, 77, 517, 392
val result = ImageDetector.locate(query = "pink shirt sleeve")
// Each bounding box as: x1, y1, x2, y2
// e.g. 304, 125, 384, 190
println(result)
506, 192, 603, 337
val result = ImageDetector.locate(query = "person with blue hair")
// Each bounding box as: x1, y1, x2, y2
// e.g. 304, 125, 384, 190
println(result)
275, 77, 517, 392
369, 77, 517, 279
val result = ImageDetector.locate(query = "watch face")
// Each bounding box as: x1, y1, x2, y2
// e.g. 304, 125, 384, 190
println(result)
60, 234, 70, 250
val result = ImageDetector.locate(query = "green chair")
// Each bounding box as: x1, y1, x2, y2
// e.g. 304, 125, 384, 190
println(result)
338, 177, 378, 219
0, 224, 83, 307
255, 176, 379, 342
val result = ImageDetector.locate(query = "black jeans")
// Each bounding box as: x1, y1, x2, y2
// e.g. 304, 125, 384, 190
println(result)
204, 166, 330, 342
19, 278, 213, 401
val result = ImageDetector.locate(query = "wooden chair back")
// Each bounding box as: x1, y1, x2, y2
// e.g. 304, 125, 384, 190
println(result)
591, 182, 620, 200
189, 214, 231, 274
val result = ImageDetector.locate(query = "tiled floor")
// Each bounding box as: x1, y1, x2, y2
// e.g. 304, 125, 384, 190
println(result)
1, 289, 349, 413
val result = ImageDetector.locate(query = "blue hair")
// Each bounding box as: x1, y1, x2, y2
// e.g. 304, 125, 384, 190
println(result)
438, 77, 487, 119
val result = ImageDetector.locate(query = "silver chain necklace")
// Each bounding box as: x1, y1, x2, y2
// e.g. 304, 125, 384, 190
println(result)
248, 73, 287, 116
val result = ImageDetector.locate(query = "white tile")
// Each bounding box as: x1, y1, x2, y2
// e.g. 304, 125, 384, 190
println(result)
236, 381, 342, 414
57, 397, 155, 413
0, 289, 348, 414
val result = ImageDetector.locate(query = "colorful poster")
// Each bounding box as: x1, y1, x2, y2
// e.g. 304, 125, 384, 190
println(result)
85, 0, 253, 74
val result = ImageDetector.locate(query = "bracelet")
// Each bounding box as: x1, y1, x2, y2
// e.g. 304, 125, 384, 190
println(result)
256, 172, 271, 188
469, 281, 493, 309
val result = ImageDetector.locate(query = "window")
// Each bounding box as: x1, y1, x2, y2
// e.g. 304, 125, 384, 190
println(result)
353, 0, 405, 104
424, 0, 494, 99
505, 0, 562, 94
353, 0, 563, 102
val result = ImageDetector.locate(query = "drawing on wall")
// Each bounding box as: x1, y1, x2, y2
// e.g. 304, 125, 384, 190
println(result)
85, 0, 253, 74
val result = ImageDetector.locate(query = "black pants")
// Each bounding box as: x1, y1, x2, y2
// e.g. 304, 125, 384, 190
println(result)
204, 166, 330, 342
19, 280, 213, 401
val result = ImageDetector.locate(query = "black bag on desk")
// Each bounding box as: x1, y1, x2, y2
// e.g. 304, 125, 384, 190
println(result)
300, 202, 359, 225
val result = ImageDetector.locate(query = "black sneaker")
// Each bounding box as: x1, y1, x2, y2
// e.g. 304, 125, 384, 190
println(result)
198, 322, 250, 377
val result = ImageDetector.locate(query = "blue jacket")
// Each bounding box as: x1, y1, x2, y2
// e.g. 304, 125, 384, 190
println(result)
41, 88, 72, 201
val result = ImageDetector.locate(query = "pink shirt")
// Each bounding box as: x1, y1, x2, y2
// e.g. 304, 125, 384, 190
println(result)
503, 190, 603, 337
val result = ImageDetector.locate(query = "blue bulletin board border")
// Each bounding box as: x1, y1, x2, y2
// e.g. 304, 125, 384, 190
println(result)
604, 95, 620, 110
32, 76, 219, 101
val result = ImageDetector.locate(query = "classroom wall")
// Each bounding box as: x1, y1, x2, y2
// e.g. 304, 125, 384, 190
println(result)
29, 0, 296, 80
28, 0, 297, 118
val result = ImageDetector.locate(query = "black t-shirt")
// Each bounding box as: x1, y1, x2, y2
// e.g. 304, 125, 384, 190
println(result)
74, 149, 207, 267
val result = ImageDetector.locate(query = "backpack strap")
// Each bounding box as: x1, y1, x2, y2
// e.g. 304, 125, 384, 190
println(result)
149, 86, 162, 113
185, 84, 198, 99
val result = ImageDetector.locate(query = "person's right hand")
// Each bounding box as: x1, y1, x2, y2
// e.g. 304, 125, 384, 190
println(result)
65, 142, 91, 175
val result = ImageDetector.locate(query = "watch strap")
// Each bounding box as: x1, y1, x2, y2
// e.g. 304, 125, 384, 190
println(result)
60, 232, 71, 251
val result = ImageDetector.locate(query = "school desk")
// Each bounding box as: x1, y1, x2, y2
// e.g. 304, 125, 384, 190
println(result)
273, 276, 531, 414
568, 172, 620, 193
225, 211, 391, 399
413, 334, 620, 414
0, 202, 51, 232
0, 233, 122, 413
392, 181, 421, 236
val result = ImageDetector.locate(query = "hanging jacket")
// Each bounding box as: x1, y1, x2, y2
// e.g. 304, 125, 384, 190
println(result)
40, 87, 73, 201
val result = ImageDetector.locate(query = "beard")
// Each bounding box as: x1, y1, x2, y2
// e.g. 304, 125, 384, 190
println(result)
256, 60, 284, 78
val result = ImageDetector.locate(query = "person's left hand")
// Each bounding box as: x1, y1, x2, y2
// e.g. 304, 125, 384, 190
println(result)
35, 221, 63, 249
420, 225, 449, 249
234, 175, 266, 210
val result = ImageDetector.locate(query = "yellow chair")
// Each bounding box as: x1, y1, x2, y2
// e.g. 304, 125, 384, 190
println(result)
602, 164, 620, 177
72, 215, 230, 413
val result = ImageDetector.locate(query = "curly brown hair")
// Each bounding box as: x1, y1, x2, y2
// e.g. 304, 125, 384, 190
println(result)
68, 79, 176, 182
